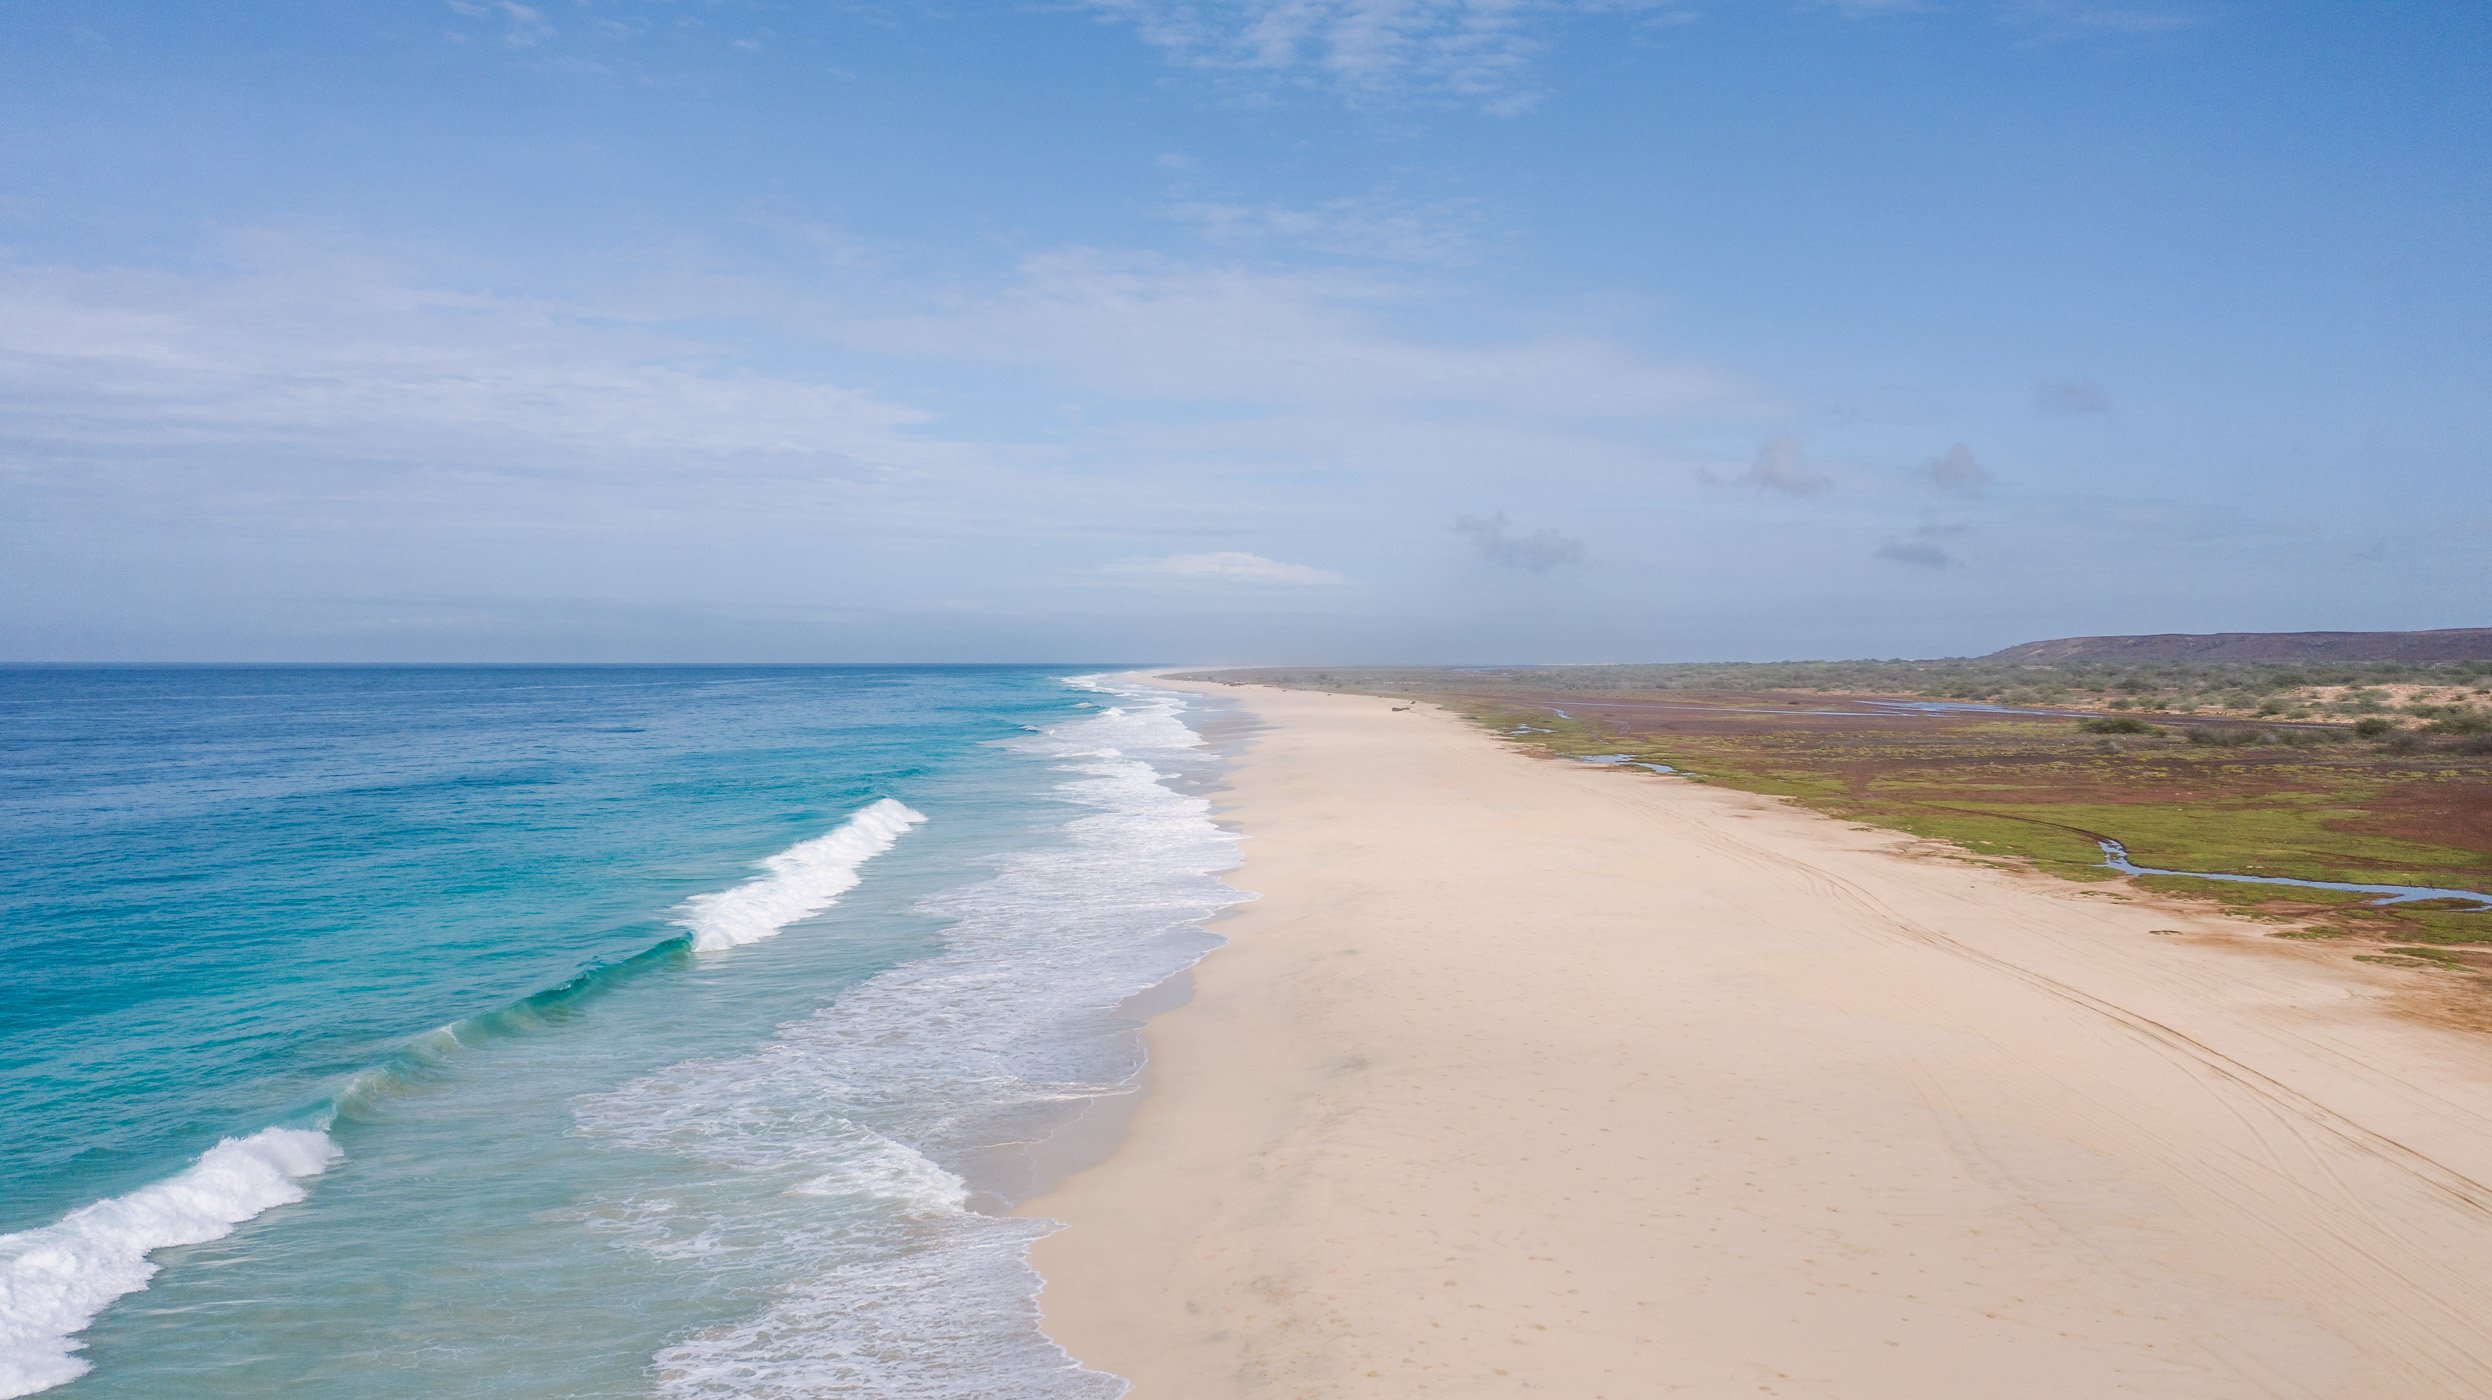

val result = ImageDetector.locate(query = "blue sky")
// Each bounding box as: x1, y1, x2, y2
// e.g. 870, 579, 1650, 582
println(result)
2, 0, 2485, 661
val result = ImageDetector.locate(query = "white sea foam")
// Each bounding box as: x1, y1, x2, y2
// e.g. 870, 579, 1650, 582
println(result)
575, 675, 1243, 1399
680, 798, 928, 951
1, 799, 922, 1396
787, 1133, 972, 1216
650, 1214, 1104, 1400
0, 1127, 341, 1399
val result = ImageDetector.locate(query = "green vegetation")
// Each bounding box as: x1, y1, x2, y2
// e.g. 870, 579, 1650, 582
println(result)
2356, 947, 2471, 971
1213, 656, 2492, 746
2080, 716, 2159, 735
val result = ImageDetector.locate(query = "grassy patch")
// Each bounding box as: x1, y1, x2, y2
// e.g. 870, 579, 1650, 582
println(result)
1199, 668, 2492, 950
2355, 947, 2472, 970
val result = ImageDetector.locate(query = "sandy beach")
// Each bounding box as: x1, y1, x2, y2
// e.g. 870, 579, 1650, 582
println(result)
1023, 680, 2492, 1398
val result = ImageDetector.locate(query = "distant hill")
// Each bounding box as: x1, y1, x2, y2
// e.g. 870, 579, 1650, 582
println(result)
1986, 628, 2492, 665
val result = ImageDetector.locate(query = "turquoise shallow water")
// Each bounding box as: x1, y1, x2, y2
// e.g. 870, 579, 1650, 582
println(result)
0, 666, 1239, 1397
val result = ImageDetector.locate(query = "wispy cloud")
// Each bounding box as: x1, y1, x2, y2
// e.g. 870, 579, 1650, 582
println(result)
1920, 442, 1991, 495
1745, 435, 1829, 495
1876, 521, 1969, 568
0, 235, 996, 560
0, 225, 1764, 571
2034, 378, 2110, 414
445, 0, 552, 48
2352, 517, 2492, 565
2004, 0, 2212, 41
850, 249, 1746, 420
1169, 194, 1483, 265
1114, 550, 1345, 584
1875, 539, 1952, 568
1086, 0, 2171, 109
1810, 0, 1933, 17
1088, 0, 1581, 112
0, 243, 926, 471
1455, 510, 1585, 572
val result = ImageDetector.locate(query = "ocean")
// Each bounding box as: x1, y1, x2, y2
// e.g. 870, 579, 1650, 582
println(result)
0, 666, 1241, 1397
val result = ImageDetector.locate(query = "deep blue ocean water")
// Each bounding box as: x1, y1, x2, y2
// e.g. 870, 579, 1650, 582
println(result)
0, 666, 1239, 1397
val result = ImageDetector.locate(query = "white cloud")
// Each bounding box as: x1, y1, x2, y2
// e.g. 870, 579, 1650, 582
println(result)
1115, 550, 1346, 584
0, 225, 1769, 586
1745, 435, 1829, 495
1089, 0, 1569, 110
0, 244, 926, 471
0, 237, 1011, 559
1921, 442, 1991, 495
0, 223, 1777, 641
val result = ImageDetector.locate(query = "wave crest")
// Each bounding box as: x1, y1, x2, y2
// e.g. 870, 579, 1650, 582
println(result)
3, 798, 925, 1395
0, 1127, 341, 1399
681, 799, 928, 952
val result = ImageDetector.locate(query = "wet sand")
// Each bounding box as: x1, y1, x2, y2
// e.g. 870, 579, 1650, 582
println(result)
1022, 681, 2492, 1398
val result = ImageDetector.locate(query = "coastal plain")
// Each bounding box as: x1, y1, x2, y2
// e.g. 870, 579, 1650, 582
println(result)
1024, 680, 2492, 1398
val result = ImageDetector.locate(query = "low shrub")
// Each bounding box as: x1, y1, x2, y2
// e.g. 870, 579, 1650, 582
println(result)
2426, 709, 2492, 736
2080, 716, 2159, 735
2184, 725, 2268, 747
2352, 717, 2395, 739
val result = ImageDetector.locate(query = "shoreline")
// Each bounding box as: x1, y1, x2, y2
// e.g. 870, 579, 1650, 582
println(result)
1022, 678, 2492, 1398
962, 680, 1263, 1214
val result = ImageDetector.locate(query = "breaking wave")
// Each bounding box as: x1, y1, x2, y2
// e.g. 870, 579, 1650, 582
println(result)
575, 676, 1244, 1398
1, 799, 924, 1396
682, 800, 928, 951
0, 1128, 342, 1399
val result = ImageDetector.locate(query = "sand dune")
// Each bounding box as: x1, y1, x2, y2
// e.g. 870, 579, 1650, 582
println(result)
1024, 681, 2492, 1398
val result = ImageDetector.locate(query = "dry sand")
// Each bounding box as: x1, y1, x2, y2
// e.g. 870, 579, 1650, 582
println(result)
1021, 681, 2492, 1399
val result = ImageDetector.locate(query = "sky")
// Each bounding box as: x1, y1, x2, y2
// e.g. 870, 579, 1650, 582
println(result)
1, 0, 2486, 662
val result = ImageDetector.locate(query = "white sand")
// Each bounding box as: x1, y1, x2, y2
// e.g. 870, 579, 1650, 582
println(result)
1023, 681, 2492, 1398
